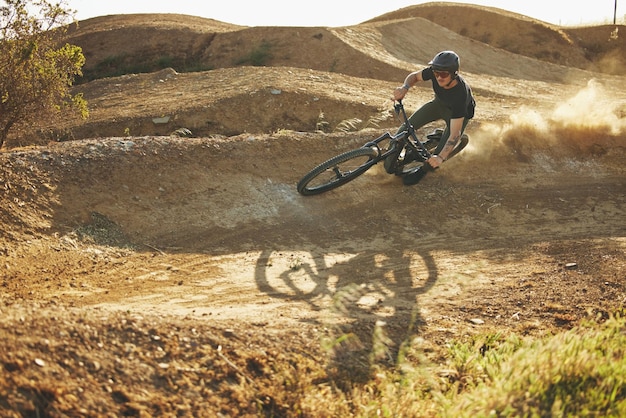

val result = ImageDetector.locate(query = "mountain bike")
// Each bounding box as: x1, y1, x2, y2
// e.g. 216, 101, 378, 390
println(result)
296, 100, 468, 196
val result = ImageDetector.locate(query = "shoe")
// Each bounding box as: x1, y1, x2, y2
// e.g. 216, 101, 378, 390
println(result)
402, 167, 427, 185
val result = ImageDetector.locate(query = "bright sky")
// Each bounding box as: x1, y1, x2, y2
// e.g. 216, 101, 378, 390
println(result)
67, 0, 624, 27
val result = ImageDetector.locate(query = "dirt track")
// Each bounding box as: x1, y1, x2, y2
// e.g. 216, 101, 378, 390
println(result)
1, 8, 626, 416
2, 115, 625, 413
3, 87, 625, 336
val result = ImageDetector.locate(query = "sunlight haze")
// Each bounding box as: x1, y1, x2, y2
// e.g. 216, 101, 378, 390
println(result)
67, 0, 624, 27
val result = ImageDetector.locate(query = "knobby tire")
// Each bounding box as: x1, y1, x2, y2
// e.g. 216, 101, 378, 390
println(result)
392, 134, 469, 177
297, 147, 379, 195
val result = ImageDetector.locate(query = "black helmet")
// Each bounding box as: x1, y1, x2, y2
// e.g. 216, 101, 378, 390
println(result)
429, 51, 460, 75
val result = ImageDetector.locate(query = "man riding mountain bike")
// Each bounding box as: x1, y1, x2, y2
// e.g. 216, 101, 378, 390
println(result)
388, 50, 476, 185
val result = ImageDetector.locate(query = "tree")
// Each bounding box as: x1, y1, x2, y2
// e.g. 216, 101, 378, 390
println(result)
0, 0, 87, 149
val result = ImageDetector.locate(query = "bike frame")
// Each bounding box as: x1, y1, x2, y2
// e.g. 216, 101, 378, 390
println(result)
296, 100, 447, 196
360, 101, 432, 167
390, 100, 433, 162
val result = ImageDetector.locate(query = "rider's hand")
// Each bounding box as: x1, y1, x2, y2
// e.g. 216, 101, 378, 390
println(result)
392, 86, 408, 101
427, 155, 444, 168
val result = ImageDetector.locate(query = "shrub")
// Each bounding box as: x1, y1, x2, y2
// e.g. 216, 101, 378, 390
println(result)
0, 0, 87, 148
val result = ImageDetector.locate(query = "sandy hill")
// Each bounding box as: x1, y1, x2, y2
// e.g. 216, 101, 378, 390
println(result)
1, 3, 625, 416
68, 3, 626, 84
368, 2, 626, 74
36, 3, 623, 142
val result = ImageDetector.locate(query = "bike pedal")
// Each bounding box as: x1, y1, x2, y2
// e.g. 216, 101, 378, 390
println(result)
426, 128, 444, 140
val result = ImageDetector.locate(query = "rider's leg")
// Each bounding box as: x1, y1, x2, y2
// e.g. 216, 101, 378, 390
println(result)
385, 101, 443, 174
395, 100, 443, 135
388, 100, 447, 173
403, 104, 467, 186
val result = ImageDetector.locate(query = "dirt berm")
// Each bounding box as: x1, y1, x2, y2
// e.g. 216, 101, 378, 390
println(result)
1, 4, 625, 416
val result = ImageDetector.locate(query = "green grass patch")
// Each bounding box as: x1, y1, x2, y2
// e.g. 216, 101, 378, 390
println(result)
234, 41, 273, 66
441, 313, 626, 417
292, 313, 626, 417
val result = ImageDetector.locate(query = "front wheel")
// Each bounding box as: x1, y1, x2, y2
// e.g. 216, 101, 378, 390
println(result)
297, 147, 379, 195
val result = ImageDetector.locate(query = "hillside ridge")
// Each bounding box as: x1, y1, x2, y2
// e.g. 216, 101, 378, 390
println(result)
39, 5, 623, 143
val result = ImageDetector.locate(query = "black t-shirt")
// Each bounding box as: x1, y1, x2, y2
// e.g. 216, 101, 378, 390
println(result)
422, 67, 475, 119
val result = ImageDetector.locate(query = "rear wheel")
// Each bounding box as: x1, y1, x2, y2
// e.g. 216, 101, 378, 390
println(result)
386, 142, 434, 176
446, 134, 469, 160
398, 133, 469, 175
398, 157, 429, 176
396, 134, 469, 176
297, 147, 379, 195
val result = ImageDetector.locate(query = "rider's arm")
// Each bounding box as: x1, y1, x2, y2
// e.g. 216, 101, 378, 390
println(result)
402, 70, 424, 89
392, 70, 424, 101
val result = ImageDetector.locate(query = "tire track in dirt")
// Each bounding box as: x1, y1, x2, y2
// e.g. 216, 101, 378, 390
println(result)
4, 129, 622, 338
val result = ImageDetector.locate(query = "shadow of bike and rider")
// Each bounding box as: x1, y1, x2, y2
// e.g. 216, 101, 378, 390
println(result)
255, 244, 439, 383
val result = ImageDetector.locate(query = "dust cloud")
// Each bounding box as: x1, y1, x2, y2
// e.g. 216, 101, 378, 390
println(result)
551, 80, 626, 134
466, 80, 626, 163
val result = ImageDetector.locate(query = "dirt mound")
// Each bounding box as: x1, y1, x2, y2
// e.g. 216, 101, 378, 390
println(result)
43, 10, 610, 143
1, 4, 626, 416
367, 2, 626, 75
67, 14, 408, 83
564, 25, 626, 74
66, 14, 242, 81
